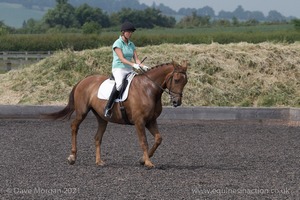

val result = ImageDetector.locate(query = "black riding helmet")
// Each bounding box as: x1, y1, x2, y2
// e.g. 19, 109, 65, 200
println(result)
121, 21, 136, 32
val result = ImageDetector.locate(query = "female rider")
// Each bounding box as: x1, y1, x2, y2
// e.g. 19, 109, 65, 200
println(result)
104, 21, 149, 118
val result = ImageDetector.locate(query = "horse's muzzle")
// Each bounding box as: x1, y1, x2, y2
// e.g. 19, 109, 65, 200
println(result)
172, 98, 182, 107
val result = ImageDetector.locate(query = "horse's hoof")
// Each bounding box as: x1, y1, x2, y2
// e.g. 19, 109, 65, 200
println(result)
67, 155, 76, 165
96, 160, 105, 166
145, 164, 155, 169
145, 161, 155, 168
139, 158, 145, 165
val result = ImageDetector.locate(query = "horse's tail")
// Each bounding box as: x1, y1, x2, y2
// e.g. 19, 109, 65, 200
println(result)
41, 83, 78, 120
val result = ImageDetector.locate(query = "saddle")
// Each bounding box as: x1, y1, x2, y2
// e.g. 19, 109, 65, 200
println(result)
97, 72, 136, 102
97, 72, 136, 125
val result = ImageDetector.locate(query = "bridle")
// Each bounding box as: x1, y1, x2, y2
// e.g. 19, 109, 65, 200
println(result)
163, 70, 186, 98
140, 65, 186, 99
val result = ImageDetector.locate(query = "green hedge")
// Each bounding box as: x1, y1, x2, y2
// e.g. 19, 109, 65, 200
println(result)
0, 27, 299, 51
0, 34, 106, 51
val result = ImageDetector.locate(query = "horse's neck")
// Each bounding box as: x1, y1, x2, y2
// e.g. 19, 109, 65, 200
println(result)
146, 64, 173, 87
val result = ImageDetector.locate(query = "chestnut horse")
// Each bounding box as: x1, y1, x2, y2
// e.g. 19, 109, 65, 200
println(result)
45, 61, 188, 168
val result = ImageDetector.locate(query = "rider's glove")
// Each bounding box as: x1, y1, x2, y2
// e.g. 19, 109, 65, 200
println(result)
141, 65, 150, 71
133, 63, 140, 70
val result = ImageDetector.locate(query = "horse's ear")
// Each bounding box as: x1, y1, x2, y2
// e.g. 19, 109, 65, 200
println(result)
172, 60, 177, 66
172, 60, 179, 69
181, 60, 188, 71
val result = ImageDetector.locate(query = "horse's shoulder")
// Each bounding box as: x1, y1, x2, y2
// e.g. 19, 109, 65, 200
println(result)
130, 74, 142, 84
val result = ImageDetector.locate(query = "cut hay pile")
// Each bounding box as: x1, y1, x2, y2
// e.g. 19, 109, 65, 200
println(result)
0, 42, 300, 107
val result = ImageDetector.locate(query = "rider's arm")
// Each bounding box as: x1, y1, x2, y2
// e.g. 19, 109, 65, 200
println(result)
133, 50, 143, 66
114, 47, 137, 68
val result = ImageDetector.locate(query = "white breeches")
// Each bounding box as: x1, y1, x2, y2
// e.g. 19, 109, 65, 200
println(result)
112, 68, 133, 91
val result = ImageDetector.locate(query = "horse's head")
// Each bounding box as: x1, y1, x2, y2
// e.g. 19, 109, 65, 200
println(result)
166, 60, 188, 107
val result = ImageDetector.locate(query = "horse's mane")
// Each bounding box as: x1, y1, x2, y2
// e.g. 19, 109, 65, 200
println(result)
147, 61, 180, 72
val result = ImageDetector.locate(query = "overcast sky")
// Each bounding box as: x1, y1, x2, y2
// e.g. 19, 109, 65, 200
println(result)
139, 0, 300, 18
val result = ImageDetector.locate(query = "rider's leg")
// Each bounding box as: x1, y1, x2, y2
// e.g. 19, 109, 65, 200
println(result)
104, 84, 119, 118
104, 68, 132, 118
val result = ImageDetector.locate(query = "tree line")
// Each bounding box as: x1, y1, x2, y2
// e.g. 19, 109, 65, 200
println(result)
0, 0, 299, 35
0, 0, 147, 13
0, 0, 175, 34
0, 0, 297, 21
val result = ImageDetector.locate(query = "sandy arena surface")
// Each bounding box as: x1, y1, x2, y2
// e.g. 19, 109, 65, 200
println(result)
0, 118, 299, 199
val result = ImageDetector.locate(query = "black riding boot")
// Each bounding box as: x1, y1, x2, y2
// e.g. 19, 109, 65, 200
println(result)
104, 86, 119, 118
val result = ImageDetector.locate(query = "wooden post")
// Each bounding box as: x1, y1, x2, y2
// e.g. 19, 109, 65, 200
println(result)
6, 61, 12, 71
3, 52, 7, 60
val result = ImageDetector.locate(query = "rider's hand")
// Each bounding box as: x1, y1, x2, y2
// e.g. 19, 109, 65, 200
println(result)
133, 63, 140, 70
141, 65, 150, 71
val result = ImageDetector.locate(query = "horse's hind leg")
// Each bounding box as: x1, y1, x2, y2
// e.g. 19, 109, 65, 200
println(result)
94, 114, 108, 166
68, 112, 88, 165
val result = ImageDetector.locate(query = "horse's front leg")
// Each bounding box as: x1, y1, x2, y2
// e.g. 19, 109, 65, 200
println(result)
135, 123, 154, 168
146, 120, 162, 159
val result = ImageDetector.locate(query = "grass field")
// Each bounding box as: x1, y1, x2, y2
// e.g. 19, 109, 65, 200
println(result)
0, 42, 300, 107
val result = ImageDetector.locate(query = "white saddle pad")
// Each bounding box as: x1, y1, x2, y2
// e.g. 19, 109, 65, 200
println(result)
97, 73, 136, 102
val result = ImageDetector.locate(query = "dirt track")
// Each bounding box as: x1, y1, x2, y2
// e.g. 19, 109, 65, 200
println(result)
0, 118, 299, 199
